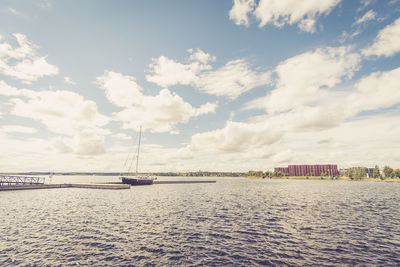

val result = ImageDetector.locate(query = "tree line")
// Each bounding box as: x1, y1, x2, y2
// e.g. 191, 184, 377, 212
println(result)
346, 165, 400, 180
246, 165, 400, 180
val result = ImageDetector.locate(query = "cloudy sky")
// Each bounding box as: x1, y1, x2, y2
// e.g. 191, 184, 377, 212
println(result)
1, 0, 400, 172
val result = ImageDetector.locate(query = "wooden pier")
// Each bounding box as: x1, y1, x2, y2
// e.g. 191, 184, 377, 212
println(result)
105, 180, 217, 185
0, 183, 130, 191
0, 184, 68, 191
154, 180, 216, 184
68, 183, 130, 190
0, 176, 217, 192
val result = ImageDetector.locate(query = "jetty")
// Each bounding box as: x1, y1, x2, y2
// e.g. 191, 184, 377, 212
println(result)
154, 180, 216, 184
105, 180, 217, 185
0, 175, 131, 191
0, 175, 216, 192
0, 183, 130, 191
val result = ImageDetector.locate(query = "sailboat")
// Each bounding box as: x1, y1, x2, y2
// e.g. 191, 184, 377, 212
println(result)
120, 126, 156, 185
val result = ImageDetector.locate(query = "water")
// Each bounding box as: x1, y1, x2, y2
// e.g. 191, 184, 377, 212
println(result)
1, 177, 399, 266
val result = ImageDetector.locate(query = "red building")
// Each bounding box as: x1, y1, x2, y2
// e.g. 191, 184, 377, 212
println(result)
275, 164, 339, 176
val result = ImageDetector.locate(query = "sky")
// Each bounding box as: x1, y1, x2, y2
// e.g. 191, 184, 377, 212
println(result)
1, 0, 400, 173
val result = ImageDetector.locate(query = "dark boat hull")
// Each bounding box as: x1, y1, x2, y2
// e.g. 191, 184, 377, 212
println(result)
121, 177, 154, 186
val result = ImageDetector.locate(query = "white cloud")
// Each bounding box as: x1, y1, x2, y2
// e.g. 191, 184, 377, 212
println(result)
0, 33, 58, 83
2, 125, 38, 134
75, 135, 105, 155
188, 48, 216, 64
339, 29, 362, 43
194, 101, 219, 116
0, 80, 21, 96
197, 59, 271, 99
146, 56, 199, 88
358, 0, 374, 12
190, 53, 400, 163
97, 71, 218, 133
12, 90, 109, 136
0, 132, 125, 172
191, 120, 284, 154
52, 137, 74, 154
64, 76, 76, 85
0, 33, 35, 59
3, 57, 59, 83
363, 17, 400, 57
229, 0, 256, 26
346, 67, 400, 116
275, 113, 400, 169
39, 0, 52, 8
112, 133, 132, 140
146, 49, 270, 99
3, 81, 110, 155
8, 8, 19, 15
354, 10, 376, 25
245, 46, 360, 114
51, 133, 105, 156
230, 0, 341, 33
114, 89, 218, 133
0, 80, 36, 97
146, 49, 213, 88
340, 10, 377, 43
96, 71, 144, 108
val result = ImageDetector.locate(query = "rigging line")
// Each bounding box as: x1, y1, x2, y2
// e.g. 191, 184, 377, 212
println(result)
127, 149, 137, 174
119, 131, 139, 177
127, 126, 142, 174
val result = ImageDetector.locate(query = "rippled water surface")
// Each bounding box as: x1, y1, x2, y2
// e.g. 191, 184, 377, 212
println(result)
1, 177, 400, 266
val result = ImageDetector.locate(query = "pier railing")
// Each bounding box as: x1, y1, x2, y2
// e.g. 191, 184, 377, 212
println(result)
0, 175, 45, 186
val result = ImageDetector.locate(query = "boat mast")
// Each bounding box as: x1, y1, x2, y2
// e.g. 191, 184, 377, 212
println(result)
136, 126, 142, 175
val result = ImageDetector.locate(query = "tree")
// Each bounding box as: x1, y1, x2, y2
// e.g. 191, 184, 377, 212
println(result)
346, 168, 353, 179
372, 165, 381, 178
346, 167, 367, 180
359, 168, 366, 179
265, 171, 273, 178
354, 168, 360, 180
383, 166, 393, 178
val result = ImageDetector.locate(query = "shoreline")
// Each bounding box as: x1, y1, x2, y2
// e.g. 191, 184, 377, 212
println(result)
246, 176, 400, 182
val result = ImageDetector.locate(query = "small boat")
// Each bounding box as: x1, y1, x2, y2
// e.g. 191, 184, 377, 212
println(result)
120, 126, 156, 186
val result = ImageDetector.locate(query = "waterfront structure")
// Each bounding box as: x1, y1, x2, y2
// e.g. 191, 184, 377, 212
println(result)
347, 167, 375, 178
339, 168, 348, 176
366, 168, 374, 178
274, 164, 339, 176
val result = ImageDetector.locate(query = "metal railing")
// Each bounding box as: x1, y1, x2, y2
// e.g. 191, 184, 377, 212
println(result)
0, 175, 45, 186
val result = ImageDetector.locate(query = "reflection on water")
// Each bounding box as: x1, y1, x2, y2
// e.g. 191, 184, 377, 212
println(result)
1, 177, 399, 266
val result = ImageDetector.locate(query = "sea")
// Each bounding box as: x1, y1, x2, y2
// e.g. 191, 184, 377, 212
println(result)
0, 176, 399, 266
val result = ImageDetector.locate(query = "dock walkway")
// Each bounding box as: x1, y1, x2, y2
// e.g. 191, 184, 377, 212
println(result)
154, 180, 216, 184
0, 183, 130, 191
0, 179, 217, 191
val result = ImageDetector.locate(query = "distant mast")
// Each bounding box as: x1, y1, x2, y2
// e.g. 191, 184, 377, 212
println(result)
135, 126, 142, 175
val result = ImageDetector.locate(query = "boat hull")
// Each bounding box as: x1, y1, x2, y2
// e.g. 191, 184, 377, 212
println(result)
121, 177, 154, 186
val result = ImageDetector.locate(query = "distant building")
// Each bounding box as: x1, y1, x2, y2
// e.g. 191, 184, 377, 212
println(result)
339, 168, 348, 176
366, 168, 374, 178
347, 167, 375, 178
274, 164, 339, 176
